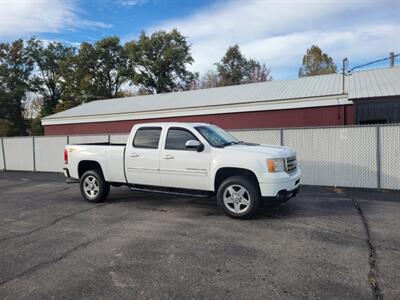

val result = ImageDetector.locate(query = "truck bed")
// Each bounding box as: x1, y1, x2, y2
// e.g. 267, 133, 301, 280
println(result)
66, 144, 127, 183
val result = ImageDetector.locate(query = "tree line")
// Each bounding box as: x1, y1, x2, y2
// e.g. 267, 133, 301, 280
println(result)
0, 27, 336, 137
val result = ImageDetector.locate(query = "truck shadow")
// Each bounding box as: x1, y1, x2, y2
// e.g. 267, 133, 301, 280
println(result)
104, 185, 351, 220
104, 171, 399, 221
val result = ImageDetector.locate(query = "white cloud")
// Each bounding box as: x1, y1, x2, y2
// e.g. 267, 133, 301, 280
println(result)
0, 0, 112, 38
117, 0, 149, 6
150, 0, 400, 79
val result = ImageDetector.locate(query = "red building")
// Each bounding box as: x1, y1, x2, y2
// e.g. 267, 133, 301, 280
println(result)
42, 67, 400, 135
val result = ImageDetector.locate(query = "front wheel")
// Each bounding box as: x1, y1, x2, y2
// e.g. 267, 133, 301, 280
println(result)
80, 169, 110, 203
217, 176, 260, 219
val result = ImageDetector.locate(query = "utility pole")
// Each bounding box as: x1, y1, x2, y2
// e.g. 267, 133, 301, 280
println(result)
342, 58, 348, 94
389, 52, 395, 67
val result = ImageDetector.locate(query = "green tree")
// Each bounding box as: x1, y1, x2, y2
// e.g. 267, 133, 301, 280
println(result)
91, 36, 130, 99
0, 119, 12, 137
27, 38, 75, 116
54, 49, 85, 111
29, 117, 44, 135
24, 96, 44, 135
298, 45, 337, 77
125, 29, 196, 94
216, 45, 247, 86
216, 44, 271, 86
58, 36, 129, 111
0, 39, 33, 136
247, 60, 272, 83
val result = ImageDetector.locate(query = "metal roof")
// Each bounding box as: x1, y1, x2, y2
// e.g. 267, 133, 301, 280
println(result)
44, 67, 400, 120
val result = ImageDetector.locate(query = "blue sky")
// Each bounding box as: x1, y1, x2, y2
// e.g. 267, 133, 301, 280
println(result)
0, 0, 399, 80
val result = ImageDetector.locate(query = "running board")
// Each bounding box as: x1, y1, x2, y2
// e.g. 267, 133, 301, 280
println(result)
129, 186, 212, 198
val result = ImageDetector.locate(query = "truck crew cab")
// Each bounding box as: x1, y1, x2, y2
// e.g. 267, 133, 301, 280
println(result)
64, 123, 300, 219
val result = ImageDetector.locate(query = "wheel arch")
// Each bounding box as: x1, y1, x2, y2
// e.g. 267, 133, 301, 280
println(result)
214, 167, 260, 192
78, 160, 104, 178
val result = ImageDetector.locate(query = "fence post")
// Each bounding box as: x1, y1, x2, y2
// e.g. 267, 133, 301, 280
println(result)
108, 134, 111, 144
376, 126, 381, 189
1, 137, 6, 171
280, 129, 284, 146
32, 136, 36, 172
67, 135, 70, 144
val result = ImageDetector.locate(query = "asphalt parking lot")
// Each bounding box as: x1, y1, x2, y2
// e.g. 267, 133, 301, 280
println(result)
0, 172, 399, 299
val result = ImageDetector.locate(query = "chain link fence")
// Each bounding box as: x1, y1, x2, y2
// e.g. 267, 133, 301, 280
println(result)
1, 124, 399, 190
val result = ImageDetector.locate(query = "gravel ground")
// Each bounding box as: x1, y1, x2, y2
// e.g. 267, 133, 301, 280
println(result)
0, 171, 399, 300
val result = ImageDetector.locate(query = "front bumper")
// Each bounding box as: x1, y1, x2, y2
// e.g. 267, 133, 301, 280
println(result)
258, 168, 301, 198
263, 186, 299, 203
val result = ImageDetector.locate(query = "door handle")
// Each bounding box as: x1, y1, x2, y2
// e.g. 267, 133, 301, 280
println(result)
130, 153, 140, 158
163, 154, 174, 159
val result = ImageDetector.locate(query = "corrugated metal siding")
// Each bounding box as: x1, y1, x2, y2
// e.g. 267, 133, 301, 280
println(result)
44, 75, 344, 120
355, 97, 400, 124
44, 105, 354, 135
347, 67, 400, 99
43, 67, 399, 122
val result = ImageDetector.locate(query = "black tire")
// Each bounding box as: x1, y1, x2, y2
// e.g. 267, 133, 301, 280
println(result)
216, 176, 260, 219
80, 169, 110, 203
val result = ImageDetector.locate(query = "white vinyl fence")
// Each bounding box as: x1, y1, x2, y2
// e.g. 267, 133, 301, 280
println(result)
0, 124, 399, 190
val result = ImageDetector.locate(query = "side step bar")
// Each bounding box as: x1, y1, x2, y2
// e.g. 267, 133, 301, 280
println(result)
129, 186, 212, 198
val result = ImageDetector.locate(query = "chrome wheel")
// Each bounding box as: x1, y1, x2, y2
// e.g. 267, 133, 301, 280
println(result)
223, 184, 251, 214
83, 175, 100, 199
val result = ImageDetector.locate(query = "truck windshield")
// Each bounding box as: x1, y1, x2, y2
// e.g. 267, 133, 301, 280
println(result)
195, 125, 239, 148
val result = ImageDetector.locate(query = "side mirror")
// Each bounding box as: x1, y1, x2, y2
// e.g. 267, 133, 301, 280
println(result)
185, 140, 204, 152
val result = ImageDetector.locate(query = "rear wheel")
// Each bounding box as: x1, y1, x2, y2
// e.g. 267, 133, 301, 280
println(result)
80, 169, 110, 203
217, 176, 260, 219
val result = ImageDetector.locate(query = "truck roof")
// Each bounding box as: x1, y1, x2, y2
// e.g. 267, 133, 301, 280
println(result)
134, 122, 213, 127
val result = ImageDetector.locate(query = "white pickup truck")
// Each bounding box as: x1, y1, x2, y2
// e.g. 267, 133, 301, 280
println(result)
64, 122, 300, 219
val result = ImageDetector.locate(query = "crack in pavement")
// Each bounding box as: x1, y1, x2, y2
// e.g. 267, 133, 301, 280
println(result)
0, 229, 111, 287
0, 203, 109, 243
349, 195, 383, 300
386, 246, 400, 253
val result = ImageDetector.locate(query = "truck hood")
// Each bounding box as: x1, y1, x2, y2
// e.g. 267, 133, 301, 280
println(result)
223, 143, 296, 158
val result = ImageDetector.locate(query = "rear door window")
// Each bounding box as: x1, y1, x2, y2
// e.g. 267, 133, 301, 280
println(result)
133, 127, 162, 149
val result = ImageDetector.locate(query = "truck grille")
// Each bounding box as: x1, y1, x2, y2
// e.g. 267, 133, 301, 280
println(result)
285, 156, 297, 173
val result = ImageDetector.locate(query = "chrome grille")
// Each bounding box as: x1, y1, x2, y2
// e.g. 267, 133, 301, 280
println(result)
285, 156, 297, 173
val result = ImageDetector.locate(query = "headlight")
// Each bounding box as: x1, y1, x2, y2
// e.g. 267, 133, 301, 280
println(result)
267, 158, 285, 173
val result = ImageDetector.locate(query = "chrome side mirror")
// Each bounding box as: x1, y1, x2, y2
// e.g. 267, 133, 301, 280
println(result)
185, 140, 204, 152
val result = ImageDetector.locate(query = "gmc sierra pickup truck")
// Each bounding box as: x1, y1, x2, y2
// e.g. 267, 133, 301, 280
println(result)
64, 123, 300, 219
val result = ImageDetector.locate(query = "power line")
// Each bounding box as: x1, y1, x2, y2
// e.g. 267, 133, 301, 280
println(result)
341, 53, 399, 94
348, 53, 400, 73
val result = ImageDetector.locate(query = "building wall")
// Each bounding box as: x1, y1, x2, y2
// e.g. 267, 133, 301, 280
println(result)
354, 96, 400, 124
44, 105, 354, 135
